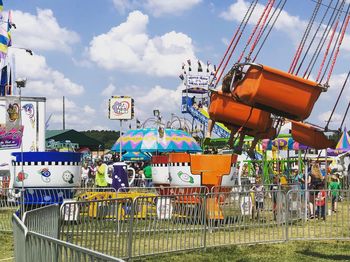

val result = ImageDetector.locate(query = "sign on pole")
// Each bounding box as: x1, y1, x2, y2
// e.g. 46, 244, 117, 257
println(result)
108, 96, 134, 120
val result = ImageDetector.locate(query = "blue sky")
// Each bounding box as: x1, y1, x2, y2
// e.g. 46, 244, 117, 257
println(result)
4, 0, 350, 131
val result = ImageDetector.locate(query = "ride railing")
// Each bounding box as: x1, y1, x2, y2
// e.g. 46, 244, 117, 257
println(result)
12, 207, 125, 262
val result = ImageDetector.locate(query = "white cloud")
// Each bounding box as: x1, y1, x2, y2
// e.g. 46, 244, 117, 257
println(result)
318, 111, 343, 126
12, 9, 80, 53
101, 84, 117, 97
83, 105, 96, 115
112, 0, 201, 17
144, 0, 202, 17
220, 0, 306, 41
13, 49, 84, 97
133, 84, 183, 120
88, 11, 196, 77
220, 0, 350, 54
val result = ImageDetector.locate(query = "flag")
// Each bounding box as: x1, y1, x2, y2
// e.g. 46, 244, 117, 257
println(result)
0, 1, 3, 13
7, 11, 13, 47
0, 29, 9, 57
0, 65, 11, 95
197, 60, 203, 72
206, 61, 210, 73
136, 119, 141, 128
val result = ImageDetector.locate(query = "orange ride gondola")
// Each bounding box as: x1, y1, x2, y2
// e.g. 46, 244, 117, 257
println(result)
232, 63, 325, 121
209, 91, 273, 133
291, 121, 337, 150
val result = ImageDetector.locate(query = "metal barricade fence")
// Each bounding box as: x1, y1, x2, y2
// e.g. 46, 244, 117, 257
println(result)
59, 197, 133, 259
13, 213, 125, 262
25, 231, 125, 262
11, 186, 350, 261
130, 193, 207, 258
23, 204, 60, 238
206, 187, 288, 247
286, 189, 350, 241
12, 213, 26, 262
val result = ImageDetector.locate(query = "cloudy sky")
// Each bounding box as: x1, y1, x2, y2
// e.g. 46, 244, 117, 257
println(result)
4, 0, 350, 131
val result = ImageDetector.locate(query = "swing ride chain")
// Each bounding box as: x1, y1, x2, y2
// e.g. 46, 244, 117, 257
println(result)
252, 0, 288, 62
304, 0, 345, 79
289, 0, 322, 75
324, 69, 350, 131
246, 0, 276, 61
213, 0, 259, 88
320, 3, 350, 84
237, 0, 275, 64
295, 0, 334, 76
325, 9, 350, 84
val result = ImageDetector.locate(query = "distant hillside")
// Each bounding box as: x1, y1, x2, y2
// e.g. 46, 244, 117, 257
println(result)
82, 130, 120, 150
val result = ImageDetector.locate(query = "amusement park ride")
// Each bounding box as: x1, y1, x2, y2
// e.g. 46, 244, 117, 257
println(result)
1, 0, 350, 221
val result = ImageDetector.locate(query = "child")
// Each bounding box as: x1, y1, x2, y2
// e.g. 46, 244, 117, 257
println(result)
328, 174, 341, 212
315, 183, 326, 220
252, 177, 265, 219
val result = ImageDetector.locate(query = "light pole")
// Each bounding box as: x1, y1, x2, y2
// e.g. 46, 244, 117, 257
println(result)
15, 77, 26, 216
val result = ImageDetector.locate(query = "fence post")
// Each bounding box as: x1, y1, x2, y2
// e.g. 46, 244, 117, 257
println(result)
127, 198, 135, 260
203, 192, 207, 251
285, 190, 290, 242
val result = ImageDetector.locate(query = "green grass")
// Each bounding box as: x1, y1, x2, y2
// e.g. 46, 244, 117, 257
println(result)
0, 232, 14, 261
139, 241, 350, 262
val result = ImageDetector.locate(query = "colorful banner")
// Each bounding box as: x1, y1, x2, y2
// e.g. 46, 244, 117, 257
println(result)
0, 125, 23, 149
262, 137, 309, 151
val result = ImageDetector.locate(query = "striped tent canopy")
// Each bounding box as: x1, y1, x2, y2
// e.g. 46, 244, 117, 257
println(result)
327, 127, 350, 156
111, 128, 202, 153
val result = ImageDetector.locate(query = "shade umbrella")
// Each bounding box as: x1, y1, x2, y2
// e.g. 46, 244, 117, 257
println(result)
327, 127, 350, 156
122, 151, 151, 161
111, 128, 202, 153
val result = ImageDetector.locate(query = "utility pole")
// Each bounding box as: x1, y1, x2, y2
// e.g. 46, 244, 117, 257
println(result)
63, 96, 65, 130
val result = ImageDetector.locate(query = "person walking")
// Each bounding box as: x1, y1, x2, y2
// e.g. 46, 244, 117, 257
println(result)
95, 159, 108, 188
329, 174, 341, 213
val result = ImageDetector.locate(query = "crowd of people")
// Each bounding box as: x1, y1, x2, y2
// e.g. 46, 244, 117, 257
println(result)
80, 158, 152, 188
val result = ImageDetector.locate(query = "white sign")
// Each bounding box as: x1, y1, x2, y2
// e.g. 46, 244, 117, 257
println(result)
109, 96, 134, 120
186, 75, 210, 88
61, 200, 79, 222
240, 196, 252, 216
156, 198, 173, 219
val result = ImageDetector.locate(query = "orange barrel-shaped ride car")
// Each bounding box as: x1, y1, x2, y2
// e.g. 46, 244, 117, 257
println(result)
232, 64, 323, 121
291, 121, 337, 149
209, 91, 273, 133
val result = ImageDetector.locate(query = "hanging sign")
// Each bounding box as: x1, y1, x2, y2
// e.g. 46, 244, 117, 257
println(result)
0, 125, 24, 149
109, 96, 134, 120
5, 96, 21, 131
186, 74, 210, 88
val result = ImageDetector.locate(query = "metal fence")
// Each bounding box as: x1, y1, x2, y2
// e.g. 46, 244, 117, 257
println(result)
12, 207, 125, 262
0, 187, 117, 232
55, 187, 350, 260
11, 186, 350, 261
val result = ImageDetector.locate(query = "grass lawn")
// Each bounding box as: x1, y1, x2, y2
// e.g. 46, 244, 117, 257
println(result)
1, 232, 350, 262
140, 241, 350, 262
0, 233, 14, 261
